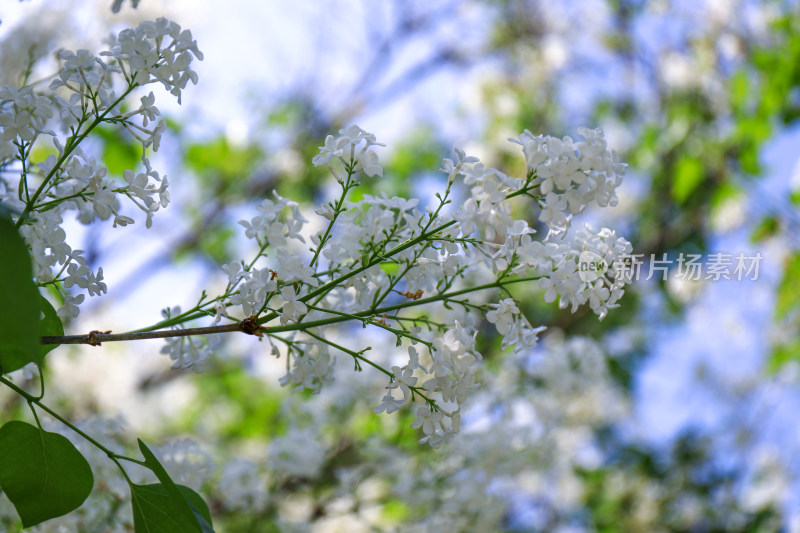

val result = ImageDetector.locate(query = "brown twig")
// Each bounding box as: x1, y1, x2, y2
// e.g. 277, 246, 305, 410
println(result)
40, 316, 267, 346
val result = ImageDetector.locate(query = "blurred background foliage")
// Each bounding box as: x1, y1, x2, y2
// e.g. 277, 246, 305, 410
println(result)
3, 0, 800, 531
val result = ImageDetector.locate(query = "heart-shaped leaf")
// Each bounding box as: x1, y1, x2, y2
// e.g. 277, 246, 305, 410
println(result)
0, 421, 93, 527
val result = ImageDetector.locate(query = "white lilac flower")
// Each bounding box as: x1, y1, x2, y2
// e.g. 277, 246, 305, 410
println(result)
355, 149, 382, 177
312, 125, 384, 178
209, 301, 227, 323
276, 248, 316, 285
387, 365, 418, 403
312, 134, 348, 166
138, 91, 159, 126
538, 192, 569, 231
279, 286, 307, 325
263, 220, 287, 247
486, 298, 520, 335
229, 267, 277, 316
373, 392, 404, 414
57, 293, 85, 319
314, 203, 335, 220
86, 267, 107, 296
279, 345, 334, 393
221, 260, 243, 283
160, 334, 212, 370
238, 215, 265, 240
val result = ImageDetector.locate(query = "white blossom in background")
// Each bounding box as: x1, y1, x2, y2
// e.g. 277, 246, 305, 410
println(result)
267, 427, 327, 478
159, 306, 219, 370
152, 438, 215, 491
15, 332, 787, 532
218, 458, 269, 512
279, 342, 335, 393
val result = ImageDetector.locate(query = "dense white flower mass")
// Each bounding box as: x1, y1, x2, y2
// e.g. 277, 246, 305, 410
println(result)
510, 127, 626, 231
180, 123, 633, 447
0, 18, 202, 319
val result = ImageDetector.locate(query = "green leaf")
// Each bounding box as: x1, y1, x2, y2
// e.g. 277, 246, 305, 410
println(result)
0, 216, 41, 374
729, 69, 751, 114
750, 215, 780, 243
381, 498, 409, 523
137, 439, 214, 532
185, 137, 262, 185
0, 421, 93, 527
130, 483, 213, 533
768, 337, 800, 373
96, 126, 141, 176
775, 251, 800, 319
38, 295, 63, 359
671, 157, 704, 204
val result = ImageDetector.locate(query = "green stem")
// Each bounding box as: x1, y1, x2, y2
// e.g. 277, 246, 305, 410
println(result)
15, 84, 138, 228
131, 219, 460, 333
133, 239, 271, 334
303, 329, 380, 375
302, 329, 435, 404
309, 163, 356, 268
33, 187, 90, 211
0, 376, 145, 465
